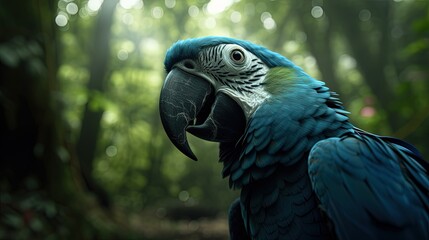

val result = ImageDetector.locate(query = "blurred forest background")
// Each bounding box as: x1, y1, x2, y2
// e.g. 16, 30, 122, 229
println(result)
0, 0, 428, 239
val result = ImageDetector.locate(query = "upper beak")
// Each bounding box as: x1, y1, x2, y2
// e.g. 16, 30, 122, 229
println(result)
159, 68, 245, 160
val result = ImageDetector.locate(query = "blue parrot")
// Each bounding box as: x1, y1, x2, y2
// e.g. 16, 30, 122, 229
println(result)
158, 36, 429, 240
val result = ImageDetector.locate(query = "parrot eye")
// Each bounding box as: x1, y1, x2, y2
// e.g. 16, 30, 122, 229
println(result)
230, 49, 245, 64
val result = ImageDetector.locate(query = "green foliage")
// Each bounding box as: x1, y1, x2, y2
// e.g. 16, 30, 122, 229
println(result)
0, 178, 69, 240
56, 0, 429, 217
0, 178, 129, 240
1, 0, 427, 238
0, 37, 45, 74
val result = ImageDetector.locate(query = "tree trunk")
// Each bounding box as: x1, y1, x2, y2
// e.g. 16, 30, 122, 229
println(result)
0, 0, 71, 198
76, 0, 118, 208
294, 1, 343, 96
0, 0, 113, 238
326, 0, 401, 130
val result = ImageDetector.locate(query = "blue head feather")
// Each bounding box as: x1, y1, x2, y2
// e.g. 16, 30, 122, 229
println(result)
164, 36, 296, 72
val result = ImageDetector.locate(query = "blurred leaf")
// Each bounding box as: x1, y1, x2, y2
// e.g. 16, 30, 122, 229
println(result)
30, 218, 44, 232
0, 45, 19, 67
3, 214, 22, 228
412, 16, 429, 33
402, 39, 429, 58
44, 202, 57, 218
57, 146, 70, 163
89, 91, 113, 111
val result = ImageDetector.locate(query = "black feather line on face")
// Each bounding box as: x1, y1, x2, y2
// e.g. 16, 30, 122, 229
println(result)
198, 45, 267, 93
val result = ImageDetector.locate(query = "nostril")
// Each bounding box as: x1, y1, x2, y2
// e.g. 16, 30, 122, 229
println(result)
184, 60, 196, 70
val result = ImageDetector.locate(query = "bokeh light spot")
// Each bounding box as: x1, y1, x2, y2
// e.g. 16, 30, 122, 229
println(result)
339, 54, 357, 69
117, 49, 129, 61
359, 9, 371, 21
260, 12, 272, 22
311, 6, 324, 19
263, 18, 276, 30
120, 0, 141, 9
55, 14, 68, 27
140, 38, 160, 55
87, 0, 103, 12
260, 12, 275, 30
165, 0, 176, 9
295, 32, 307, 43
178, 190, 190, 202
122, 13, 134, 25
188, 6, 199, 17
360, 106, 376, 118
66, 2, 79, 15
152, 7, 164, 19
207, 0, 233, 15
284, 41, 299, 53
106, 145, 118, 157
204, 17, 217, 29
230, 11, 241, 23
304, 56, 316, 68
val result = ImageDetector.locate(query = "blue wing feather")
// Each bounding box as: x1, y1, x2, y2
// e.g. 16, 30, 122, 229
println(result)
309, 132, 429, 240
228, 198, 250, 240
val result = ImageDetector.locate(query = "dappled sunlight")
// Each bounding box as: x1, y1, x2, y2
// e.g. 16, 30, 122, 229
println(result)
119, 0, 143, 10
87, 0, 104, 12
206, 0, 234, 15
54, 0, 429, 237
65, 2, 79, 15
261, 12, 276, 30
1, 0, 428, 239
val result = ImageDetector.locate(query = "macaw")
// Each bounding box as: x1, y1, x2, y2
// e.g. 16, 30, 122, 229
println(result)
158, 36, 429, 240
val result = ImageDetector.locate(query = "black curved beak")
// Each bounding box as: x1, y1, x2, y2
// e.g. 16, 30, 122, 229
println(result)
159, 68, 245, 160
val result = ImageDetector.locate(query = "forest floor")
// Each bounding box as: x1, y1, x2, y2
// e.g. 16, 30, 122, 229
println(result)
0, 190, 230, 240
127, 211, 229, 240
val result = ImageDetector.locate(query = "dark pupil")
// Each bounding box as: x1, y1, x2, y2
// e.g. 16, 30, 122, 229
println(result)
232, 51, 243, 61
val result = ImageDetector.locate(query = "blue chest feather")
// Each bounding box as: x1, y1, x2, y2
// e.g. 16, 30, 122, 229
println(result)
221, 78, 352, 189
220, 77, 353, 239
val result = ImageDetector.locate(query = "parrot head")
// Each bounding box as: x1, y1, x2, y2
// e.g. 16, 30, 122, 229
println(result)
159, 36, 300, 160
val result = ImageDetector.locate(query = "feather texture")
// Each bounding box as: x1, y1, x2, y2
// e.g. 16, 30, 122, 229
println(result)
220, 67, 353, 239
162, 37, 429, 240
308, 131, 429, 240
